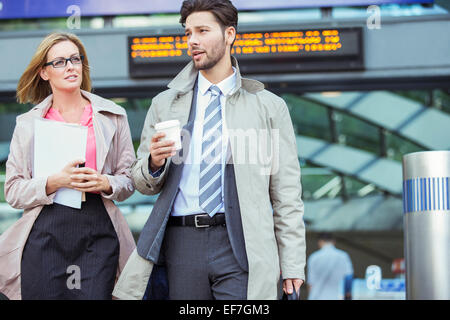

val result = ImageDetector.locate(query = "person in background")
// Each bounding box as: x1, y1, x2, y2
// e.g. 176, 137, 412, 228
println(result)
307, 232, 353, 300
0, 32, 136, 300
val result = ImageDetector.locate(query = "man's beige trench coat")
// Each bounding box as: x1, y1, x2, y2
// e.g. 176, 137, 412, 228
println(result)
0, 91, 136, 300
113, 58, 306, 300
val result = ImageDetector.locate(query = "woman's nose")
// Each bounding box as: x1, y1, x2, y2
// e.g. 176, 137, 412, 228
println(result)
65, 60, 75, 70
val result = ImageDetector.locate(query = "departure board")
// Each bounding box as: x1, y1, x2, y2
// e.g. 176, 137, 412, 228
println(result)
128, 27, 363, 78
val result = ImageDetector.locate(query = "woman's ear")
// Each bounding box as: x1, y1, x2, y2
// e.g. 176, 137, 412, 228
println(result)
40, 67, 49, 81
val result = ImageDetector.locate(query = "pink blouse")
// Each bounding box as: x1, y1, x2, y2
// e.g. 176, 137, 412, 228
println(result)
45, 104, 97, 171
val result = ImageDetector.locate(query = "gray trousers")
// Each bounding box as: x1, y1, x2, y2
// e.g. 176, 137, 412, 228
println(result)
162, 224, 248, 300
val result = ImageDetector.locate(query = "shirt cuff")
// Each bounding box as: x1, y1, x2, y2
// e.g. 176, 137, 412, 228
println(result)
148, 155, 165, 178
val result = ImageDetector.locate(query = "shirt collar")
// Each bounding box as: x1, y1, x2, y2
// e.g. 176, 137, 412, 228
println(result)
198, 67, 237, 97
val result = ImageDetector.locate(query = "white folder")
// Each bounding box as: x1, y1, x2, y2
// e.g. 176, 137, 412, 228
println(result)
33, 118, 88, 209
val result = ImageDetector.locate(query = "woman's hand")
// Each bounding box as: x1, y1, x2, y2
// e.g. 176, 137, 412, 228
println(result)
46, 159, 85, 195
70, 166, 112, 194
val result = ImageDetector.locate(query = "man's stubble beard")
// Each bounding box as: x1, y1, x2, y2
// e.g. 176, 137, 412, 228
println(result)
193, 39, 227, 71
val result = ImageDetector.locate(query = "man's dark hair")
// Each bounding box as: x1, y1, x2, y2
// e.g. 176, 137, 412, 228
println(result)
317, 232, 335, 242
180, 0, 238, 30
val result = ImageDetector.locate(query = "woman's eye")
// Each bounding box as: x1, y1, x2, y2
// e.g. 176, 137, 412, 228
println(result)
54, 60, 65, 67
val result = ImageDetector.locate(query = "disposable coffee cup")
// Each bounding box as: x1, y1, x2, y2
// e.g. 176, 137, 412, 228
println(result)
155, 119, 182, 150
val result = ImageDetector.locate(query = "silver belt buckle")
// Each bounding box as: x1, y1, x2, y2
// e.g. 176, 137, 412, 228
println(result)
194, 214, 210, 228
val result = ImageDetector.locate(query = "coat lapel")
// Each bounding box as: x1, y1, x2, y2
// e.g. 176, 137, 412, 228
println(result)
92, 111, 115, 173
170, 92, 193, 129
80, 90, 126, 173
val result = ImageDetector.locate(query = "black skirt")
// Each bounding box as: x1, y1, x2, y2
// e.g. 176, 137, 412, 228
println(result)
21, 193, 119, 300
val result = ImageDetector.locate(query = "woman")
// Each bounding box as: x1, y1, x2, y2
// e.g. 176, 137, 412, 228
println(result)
0, 32, 136, 299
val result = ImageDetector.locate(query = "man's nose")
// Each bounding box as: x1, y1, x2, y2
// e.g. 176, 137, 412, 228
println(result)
188, 33, 199, 47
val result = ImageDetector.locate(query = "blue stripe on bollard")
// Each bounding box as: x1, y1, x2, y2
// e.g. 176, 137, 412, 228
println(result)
445, 178, 450, 210
403, 177, 450, 213
442, 178, 446, 210
408, 179, 411, 213
438, 177, 440, 211
428, 178, 431, 211
420, 178, 424, 212
417, 178, 421, 211
402, 181, 406, 213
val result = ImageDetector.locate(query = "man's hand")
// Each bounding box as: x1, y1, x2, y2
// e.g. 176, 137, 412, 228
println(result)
149, 132, 176, 172
283, 278, 304, 296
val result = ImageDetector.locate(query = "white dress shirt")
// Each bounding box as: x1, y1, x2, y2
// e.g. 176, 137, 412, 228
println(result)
171, 68, 237, 216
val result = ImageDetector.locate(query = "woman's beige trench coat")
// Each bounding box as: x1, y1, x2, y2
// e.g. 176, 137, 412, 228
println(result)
0, 91, 136, 300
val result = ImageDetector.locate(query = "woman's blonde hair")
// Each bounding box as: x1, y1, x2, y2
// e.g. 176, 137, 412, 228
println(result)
16, 32, 91, 105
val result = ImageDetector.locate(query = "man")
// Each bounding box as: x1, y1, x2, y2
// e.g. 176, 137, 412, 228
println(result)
307, 233, 353, 300
113, 0, 305, 300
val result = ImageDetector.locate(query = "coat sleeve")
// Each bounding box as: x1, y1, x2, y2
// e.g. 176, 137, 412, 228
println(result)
130, 98, 170, 195
269, 98, 306, 281
101, 113, 137, 202
4, 120, 56, 210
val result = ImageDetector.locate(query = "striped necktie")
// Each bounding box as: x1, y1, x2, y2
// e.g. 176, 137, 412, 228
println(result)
199, 85, 223, 217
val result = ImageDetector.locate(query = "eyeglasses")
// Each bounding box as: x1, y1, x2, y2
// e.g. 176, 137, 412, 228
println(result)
44, 55, 84, 68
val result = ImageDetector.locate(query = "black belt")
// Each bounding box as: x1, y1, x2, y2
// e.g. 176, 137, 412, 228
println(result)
168, 213, 226, 228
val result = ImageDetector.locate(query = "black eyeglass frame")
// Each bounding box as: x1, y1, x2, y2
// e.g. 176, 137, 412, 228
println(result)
43, 55, 84, 68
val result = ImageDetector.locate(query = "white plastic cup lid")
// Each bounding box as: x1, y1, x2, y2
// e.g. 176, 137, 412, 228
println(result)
155, 119, 180, 130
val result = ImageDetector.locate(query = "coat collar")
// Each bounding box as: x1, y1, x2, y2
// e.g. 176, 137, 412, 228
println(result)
167, 56, 265, 95
32, 90, 126, 117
